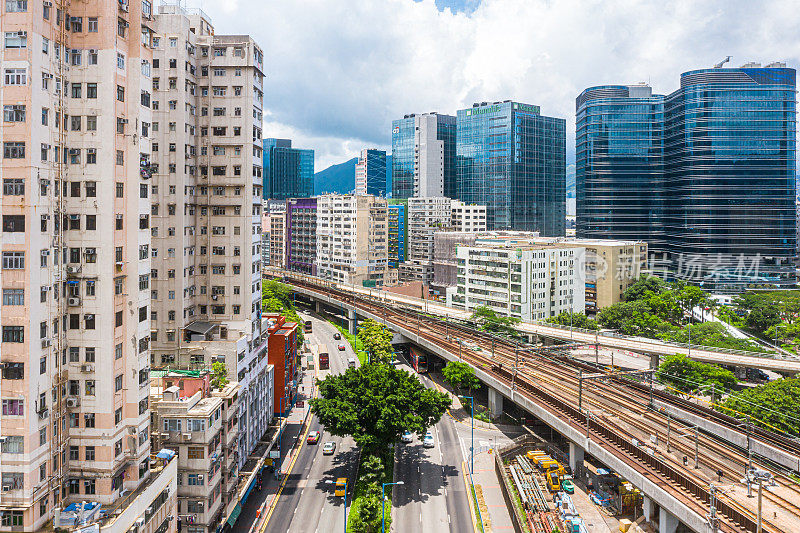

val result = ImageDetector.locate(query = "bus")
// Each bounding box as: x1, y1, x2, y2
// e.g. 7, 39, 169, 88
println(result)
318, 344, 330, 370
304, 321, 313, 334
410, 346, 428, 373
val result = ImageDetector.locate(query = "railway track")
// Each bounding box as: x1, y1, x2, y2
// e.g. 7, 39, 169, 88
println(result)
280, 273, 800, 533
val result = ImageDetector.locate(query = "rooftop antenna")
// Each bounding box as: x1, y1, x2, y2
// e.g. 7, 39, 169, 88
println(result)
714, 56, 731, 69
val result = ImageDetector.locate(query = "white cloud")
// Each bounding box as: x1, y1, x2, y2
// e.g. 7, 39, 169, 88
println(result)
195, 0, 800, 170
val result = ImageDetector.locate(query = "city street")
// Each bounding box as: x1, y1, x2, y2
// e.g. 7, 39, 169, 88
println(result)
259, 312, 361, 533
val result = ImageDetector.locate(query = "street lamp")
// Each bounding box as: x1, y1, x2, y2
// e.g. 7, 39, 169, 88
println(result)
462, 396, 475, 477
741, 469, 773, 533
325, 479, 348, 533
382, 481, 404, 533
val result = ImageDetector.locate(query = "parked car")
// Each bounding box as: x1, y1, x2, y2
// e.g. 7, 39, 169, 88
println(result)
322, 442, 336, 455
401, 431, 413, 443
338, 344, 346, 351
561, 477, 575, 494
307, 431, 321, 444
333, 332, 342, 340
423, 432, 435, 448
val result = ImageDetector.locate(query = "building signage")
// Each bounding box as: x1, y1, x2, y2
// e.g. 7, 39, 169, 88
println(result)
392, 126, 400, 134
465, 105, 501, 116
513, 102, 540, 114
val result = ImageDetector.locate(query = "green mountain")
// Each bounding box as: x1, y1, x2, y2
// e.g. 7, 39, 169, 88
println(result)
314, 155, 392, 195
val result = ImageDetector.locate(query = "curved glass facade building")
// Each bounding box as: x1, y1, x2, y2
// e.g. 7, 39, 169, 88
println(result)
576, 85, 664, 245
577, 64, 796, 289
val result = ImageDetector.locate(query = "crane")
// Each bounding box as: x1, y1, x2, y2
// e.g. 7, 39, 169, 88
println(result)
714, 56, 731, 69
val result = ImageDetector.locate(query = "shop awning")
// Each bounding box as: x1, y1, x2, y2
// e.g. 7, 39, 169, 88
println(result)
226, 503, 242, 526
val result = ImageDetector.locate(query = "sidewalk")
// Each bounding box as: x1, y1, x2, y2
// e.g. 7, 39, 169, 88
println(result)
471, 451, 515, 532
238, 361, 317, 533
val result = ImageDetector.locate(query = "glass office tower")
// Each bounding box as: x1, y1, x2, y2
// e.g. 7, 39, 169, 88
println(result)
391, 112, 456, 199
263, 138, 315, 200
387, 201, 407, 268
575, 85, 665, 246
577, 64, 796, 289
355, 148, 387, 196
456, 101, 566, 235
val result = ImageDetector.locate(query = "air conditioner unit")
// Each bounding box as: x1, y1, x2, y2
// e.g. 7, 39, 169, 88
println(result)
17, 31, 26, 37
182, 433, 192, 440
84, 248, 96, 256
120, 118, 129, 124
66, 266, 81, 274
80, 364, 94, 373
2, 485, 11, 492
68, 297, 81, 306
211, 294, 218, 300
66, 398, 79, 408
197, 475, 204, 482
41, 338, 51, 348
128, 427, 137, 435
88, 48, 97, 54
146, 506, 153, 514
43, 1, 52, 6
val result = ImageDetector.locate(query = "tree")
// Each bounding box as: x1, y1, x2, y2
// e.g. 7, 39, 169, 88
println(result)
356, 319, 394, 365
547, 311, 598, 330
675, 284, 711, 324
261, 280, 305, 345
311, 364, 451, 454
470, 306, 521, 337
350, 483, 383, 533
665, 322, 765, 352
657, 354, 736, 394
211, 361, 229, 390
720, 378, 800, 436
263, 297, 284, 313
744, 305, 780, 335
622, 274, 668, 301
597, 300, 674, 337
442, 361, 481, 395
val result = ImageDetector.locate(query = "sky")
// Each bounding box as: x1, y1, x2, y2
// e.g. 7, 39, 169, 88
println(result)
192, 0, 800, 171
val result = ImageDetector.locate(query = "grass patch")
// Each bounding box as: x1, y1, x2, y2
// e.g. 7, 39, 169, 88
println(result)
502, 467, 532, 533
346, 450, 395, 531
331, 321, 369, 365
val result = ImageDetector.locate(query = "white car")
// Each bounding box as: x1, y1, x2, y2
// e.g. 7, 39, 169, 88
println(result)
400, 431, 413, 443
423, 432, 434, 448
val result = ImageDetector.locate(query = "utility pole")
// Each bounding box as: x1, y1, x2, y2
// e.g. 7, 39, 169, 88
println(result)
708, 484, 719, 533
595, 328, 599, 365
666, 414, 671, 453
578, 370, 583, 411
694, 426, 699, 469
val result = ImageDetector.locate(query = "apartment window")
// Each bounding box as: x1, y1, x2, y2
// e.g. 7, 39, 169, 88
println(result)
115, 374, 123, 392
116, 85, 124, 101
84, 479, 95, 495
187, 447, 203, 459
3, 215, 24, 232
3, 142, 25, 158
70, 115, 81, 131
3, 104, 25, 122
3, 68, 26, 85
114, 407, 122, 424
86, 148, 96, 164
85, 347, 95, 362
3, 289, 24, 306
1, 399, 23, 416
86, 115, 97, 130
86, 83, 97, 98
84, 413, 95, 428
115, 439, 122, 456
117, 53, 125, 69
3, 178, 24, 195
88, 17, 97, 32
3, 252, 24, 269
116, 17, 126, 38
5, 0, 27, 12
40, 356, 46, 374
85, 215, 96, 230
84, 314, 95, 329
234, 86, 242, 96
115, 311, 123, 327
1, 436, 23, 454
116, 150, 124, 165
212, 86, 226, 96
70, 16, 82, 32
1, 362, 23, 379
4, 32, 27, 49
85, 446, 95, 461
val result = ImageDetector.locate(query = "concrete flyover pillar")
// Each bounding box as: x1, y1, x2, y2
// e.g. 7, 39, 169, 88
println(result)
315, 300, 322, 314
649, 354, 659, 370
347, 309, 357, 336
642, 495, 654, 522
568, 442, 584, 475
659, 507, 679, 533
487, 387, 503, 418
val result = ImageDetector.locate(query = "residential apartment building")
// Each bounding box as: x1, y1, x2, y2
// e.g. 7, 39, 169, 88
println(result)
0, 0, 158, 528
387, 201, 407, 268
285, 197, 317, 275
263, 138, 314, 200
446, 237, 584, 321
315, 195, 395, 286
456, 101, 566, 236
265, 314, 297, 415
450, 200, 486, 232
579, 240, 648, 312
150, 379, 240, 533
148, 4, 267, 471
265, 200, 286, 269
354, 148, 386, 197
399, 197, 451, 284
392, 112, 456, 199
577, 64, 796, 290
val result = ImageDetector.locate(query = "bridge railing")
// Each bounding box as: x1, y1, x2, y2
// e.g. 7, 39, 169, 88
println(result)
277, 270, 798, 362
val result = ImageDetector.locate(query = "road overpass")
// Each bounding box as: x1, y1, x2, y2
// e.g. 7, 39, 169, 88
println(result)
268, 269, 800, 374
278, 272, 800, 533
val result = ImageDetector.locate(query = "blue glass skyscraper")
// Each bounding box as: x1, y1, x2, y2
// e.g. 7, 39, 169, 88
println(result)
355, 149, 387, 196
456, 101, 566, 235
577, 63, 797, 288
575, 85, 665, 245
387, 201, 407, 268
263, 138, 315, 200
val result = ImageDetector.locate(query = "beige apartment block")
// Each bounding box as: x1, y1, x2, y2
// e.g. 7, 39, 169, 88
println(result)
316, 194, 395, 287
578, 239, 648, 312
450, 200, 486, 232
399, 196, 450, 284
268, 210, 285, 269
147, 4, 268, 471
150, 380, 239, 533
0, 0, 158, 528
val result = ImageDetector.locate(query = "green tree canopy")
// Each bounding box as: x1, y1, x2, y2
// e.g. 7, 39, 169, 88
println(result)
597, 300, 675, 337
657, 354, 736, 394
622, 274, 668, 302
211, 361, 229, 390
442, 361, 481, 394
470, 305, 521, 337
720, 378, 800, 436
547, 311, 598, 330
311, 364, 450, 455
666, 321, 765, 352
261, 280, 305, 345
356, 319, 394, 365
350, 483, 382, 533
